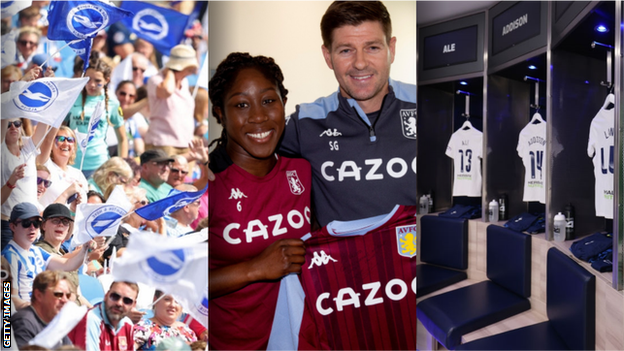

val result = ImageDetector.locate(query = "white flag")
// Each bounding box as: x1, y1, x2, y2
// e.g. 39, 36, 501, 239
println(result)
29, 301, 87, 348
109, 52, 158, 94
1, 31, 16, 68
70, 185, 133, 248
1, 77, 89, 128
1, 0, 32, 19
112, 231, 208, 328
196, 54, 208, 90
73, 129, 87, 152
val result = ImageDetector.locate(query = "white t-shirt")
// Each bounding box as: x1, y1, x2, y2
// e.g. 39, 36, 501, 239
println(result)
38, 159, 89, 209
1, 137, 39, 217
445, 126, 483, 197
517, 118, 547, 203
587, 106, 614, 219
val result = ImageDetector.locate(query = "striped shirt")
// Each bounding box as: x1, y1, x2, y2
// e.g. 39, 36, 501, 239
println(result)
1, 240, 51, 302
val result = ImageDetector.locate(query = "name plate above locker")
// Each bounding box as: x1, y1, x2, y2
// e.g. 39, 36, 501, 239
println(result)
423, 25, 478, 70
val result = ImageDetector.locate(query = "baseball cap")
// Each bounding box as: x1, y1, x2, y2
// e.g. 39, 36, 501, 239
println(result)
31, 53, 57, 71
140, 149, 174, 165
42, 203, 74, 221
10, 203, 42, 223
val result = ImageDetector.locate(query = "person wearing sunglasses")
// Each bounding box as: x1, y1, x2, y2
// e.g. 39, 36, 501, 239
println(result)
164, 184, 200, 239
1, 114, 56, 251
36, 204, 106, 307
35, 164, 51, 204
166, 155, 189, 188
11, 270, 75, 349
68, 280, 139, 351
1, 202, 92, 311
15, 26, 40, 71
133, 290, 197, 350
35, 126, 90, 211
115, 81, 146, 158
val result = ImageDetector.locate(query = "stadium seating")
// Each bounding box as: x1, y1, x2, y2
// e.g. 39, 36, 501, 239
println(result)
455, 247, 596, 350
417, 215, 468, 297
78, 273, 105, 305
417, 225, 532, 350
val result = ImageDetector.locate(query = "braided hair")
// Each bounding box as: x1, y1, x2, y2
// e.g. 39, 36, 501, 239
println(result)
208, 52, 288, 149
80, 53, 112, 126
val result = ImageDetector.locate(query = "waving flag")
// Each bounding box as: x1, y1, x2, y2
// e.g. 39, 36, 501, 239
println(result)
112, 231, 208, 328
80, 100, 103, 151
70, 185, 133, 248
109, 52, 158, 93
1, 77, 89, 128
67, 38, 93, 74
47, 0, 132, 41
29, 302, 88, 349
135, 184, 207, 221
120, 1, 189, 55
1, 31, 16, 68
1, 0, 32, 19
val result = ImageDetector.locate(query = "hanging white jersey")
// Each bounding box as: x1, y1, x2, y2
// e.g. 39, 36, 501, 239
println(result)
587, 103, 614, 219
517, 118, 547, 203
445, 126, 483, 197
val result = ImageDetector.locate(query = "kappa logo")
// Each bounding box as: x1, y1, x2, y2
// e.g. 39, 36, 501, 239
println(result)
308, 250, 337, 268
67, 4, 109, 39
132, 8, 168, 41
396, 224, 417, 258
85, 205, 126, 239
15, 81, 59, 112
286, 170, 304, 195
319, 128, 343, 137
400, 109, 417, 140
229, 188, 247, 200
139, 248, 186, 284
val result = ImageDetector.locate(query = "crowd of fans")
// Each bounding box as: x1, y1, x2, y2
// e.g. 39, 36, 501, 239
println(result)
1, 1, 209, 350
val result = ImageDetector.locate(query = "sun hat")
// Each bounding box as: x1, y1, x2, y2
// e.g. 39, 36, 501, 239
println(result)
165, 44, 198, 71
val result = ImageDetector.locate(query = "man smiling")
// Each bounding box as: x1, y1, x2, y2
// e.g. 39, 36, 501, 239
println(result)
280, 1, 417, 227
138, 149, 174, 203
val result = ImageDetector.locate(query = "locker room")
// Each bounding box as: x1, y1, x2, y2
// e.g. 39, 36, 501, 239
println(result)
417, 1, 624, 350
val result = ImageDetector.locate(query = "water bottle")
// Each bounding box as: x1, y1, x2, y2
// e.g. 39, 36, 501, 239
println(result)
498, 194, 508, 221
427, 191, 434, 213
419, 195, 429, 214
565, 203, 575, 240
553, 212, 566, 242
488, 199, 499, 223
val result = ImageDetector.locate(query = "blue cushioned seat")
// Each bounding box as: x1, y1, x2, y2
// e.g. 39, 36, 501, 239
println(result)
456, 247, 595, 350
417, 215, 468, 297
417, 226, 532, 350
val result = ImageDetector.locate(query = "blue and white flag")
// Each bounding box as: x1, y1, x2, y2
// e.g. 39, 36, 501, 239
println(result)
80, 100, 102, 151
112, 231, 208, 328
67, 38, 93, 74
1, 31, 16, 68
70, 185, 133, 248
1, 77, 89, 128
135, 184, 207, 221
1, 0, 32, 19
120, 1, 189, 55
47, 0, 132, 41
29, 302, 88, 349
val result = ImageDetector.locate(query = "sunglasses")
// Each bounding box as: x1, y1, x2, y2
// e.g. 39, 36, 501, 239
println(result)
48, 217, 71, 226
37, 177, 52, 188
170, 167, 189, 175
109, 292, 134, 305
8, 120, 22, 128
15, 218, 42, 229
135, 200, 148, 206
118, 91, 136, 98
55, 136, 75, 144
132, 66, 146, 73
52, 291, 73, 299
18, 40, 38, 46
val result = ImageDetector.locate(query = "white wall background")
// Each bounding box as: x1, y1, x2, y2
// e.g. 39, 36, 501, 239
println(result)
208, 1, 416, 144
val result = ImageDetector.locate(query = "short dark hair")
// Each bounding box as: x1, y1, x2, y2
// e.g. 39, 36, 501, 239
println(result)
31, 270, 75, 303
86, 190, 105, 203
320, 1, 392, 49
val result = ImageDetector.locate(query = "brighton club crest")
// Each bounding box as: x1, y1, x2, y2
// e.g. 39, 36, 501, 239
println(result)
14, 81, 59, 113
400, 109, 417, 140
286, 170, 304, 195
67, 4, 110, 39
132, 8, 169, 41
396, 224, 417, 258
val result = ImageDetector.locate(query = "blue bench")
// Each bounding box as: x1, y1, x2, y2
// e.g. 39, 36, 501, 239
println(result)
456, 247, 596, 350
417, 225, 532, 350
417, 215, 468, 297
